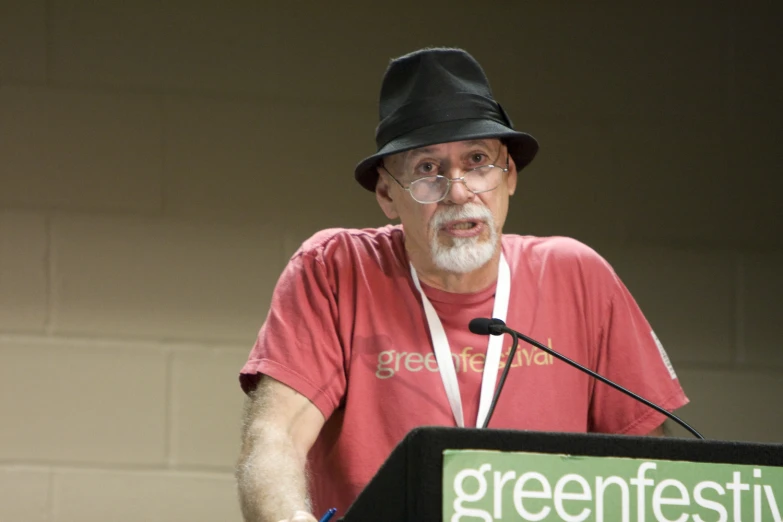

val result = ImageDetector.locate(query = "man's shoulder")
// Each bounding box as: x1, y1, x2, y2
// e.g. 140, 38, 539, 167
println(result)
502, 233, 614, 274
295, 224, 403, 260
503, 233, 605, 259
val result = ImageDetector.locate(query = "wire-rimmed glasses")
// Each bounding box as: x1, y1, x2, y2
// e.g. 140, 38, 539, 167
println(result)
381, 154, 509, 204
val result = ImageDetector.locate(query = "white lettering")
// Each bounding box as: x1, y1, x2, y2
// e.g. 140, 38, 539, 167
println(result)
652, 479, 690, 522
756, 484, 762, 522
755, 468, 763, 522
553, 473, 592, 522
394, 351, 407, 372
692, 481, 727, 522
447, 458, 779, 522
764, 485, 783, 522
404, 352, 424, 372
452, 464, 492, 522
513, 472, 552, 522
596, 475, 630, 522
493, 470, 516, 519
726, 471, 750, 522
376, 350, 395, 378
631, 462, 657, 522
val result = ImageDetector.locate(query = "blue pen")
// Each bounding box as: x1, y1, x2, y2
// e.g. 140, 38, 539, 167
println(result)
318, 507, 337, 522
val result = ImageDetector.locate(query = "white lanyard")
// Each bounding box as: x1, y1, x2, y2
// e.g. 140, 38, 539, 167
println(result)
409, 253, 511, 428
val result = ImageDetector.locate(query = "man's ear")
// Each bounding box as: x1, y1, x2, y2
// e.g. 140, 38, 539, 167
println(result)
375, 167, 399, 220
506, 154, 519, 196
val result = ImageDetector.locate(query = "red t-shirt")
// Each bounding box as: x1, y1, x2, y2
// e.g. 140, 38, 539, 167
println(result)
240, 225, 688, 515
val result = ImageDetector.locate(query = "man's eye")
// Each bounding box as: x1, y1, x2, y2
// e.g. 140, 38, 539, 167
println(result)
470, 153, 487, 164
416, 162, 437, 175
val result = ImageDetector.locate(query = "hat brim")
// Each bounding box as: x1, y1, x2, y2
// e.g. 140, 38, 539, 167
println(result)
354, 119, 539, 192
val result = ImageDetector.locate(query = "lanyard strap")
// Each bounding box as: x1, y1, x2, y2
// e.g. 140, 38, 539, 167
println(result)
410, 253, 511, 428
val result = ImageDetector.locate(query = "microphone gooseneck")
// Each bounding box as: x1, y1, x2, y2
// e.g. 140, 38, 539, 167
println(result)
480, 324, 518, 429
472, 317, 704, 439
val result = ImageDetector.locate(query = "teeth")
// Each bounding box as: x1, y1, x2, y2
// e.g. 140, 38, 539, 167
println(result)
451, 222, 475, 230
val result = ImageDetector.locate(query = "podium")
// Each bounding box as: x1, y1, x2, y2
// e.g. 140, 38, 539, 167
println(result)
341, 427, 783, 521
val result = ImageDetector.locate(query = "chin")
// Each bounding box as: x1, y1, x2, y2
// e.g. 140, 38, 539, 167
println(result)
431, 238, 497, 274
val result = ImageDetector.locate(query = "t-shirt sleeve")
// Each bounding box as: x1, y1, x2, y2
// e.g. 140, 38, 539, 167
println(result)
588, 272, 690, 435
239, 249, 347, 420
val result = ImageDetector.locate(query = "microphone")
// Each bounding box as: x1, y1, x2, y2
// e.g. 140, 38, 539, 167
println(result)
470, 317, 704, 439
468, 317, 505, 336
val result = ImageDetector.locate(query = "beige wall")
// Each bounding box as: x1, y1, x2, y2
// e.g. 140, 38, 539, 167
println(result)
1, 1, 782, 520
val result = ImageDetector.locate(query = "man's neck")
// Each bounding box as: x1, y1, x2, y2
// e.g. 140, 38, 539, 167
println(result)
408, 249, 501, 294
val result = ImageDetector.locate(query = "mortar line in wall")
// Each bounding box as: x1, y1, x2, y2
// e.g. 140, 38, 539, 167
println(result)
734, 252, 746, 365
0, 331, 250, 351
48, 465, 56, 522
0, 460, 234, 478
165, 347, 176, 468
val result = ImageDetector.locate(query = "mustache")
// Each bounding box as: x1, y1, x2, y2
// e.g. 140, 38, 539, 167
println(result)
430, 203, 494, 230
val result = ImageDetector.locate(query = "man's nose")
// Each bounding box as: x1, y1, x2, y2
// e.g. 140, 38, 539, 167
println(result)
442, 174, 475, 205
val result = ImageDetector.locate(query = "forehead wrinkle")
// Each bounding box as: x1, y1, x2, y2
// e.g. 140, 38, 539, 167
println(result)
388, 138, 503, 171
409, 139, 499, 160
461, 139, 497, 149
403, 146, 436, 162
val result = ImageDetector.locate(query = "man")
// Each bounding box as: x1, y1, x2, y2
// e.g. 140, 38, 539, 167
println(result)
236, 47, 688, 522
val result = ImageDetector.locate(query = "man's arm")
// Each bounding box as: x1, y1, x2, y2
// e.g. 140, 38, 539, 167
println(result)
237, 375, 326, 522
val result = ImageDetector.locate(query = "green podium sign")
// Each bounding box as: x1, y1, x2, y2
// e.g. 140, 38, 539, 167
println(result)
443, 449, 783, 522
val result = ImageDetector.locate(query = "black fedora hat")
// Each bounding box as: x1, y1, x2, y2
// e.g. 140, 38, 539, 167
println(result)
354, 47, 539, 192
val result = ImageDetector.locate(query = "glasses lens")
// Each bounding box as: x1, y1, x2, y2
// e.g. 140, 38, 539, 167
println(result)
464, 166, 502, 193
409, 177, 449, 203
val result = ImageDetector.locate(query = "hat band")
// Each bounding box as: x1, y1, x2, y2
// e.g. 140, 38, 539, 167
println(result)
375, 93, 510, 149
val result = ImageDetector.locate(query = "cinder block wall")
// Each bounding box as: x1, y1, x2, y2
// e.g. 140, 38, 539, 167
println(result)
1, 2, 781, 520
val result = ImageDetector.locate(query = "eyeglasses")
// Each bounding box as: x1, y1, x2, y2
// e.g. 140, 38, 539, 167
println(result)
381, 154, 509, 204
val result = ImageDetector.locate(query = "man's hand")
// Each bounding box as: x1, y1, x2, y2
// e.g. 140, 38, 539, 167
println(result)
237, 375, 325, 522
277, 510, 319, 522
